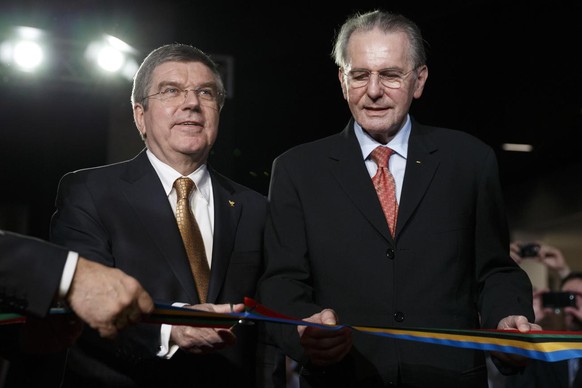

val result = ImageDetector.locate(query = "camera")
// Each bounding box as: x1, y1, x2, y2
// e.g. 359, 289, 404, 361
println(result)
519, 243, 540, 258
542, 292, 577, 308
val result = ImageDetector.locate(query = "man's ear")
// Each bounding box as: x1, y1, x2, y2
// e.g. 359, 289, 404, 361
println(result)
133, 104, 146, 139
338, 67, 348, 100
413, 65, 428, 99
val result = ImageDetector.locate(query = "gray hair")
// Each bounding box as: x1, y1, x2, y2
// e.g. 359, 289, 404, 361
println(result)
131, 43, 226, 110
331, 10, 427, 70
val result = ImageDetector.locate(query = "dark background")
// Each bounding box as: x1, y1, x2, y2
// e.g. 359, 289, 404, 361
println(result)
1, 0, 581, 242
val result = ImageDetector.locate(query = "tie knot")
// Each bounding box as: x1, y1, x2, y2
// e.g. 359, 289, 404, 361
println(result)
174, 177, 194, 200
370, 146, 394, 167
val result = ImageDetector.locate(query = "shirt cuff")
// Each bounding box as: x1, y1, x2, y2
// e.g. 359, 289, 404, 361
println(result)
156, 302, 188, 359
157, 324, 180, 359
59, 251, 79, 299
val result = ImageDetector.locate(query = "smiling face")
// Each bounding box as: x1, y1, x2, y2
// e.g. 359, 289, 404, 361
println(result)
133, 61, 221, 174
339, 28, 428, 144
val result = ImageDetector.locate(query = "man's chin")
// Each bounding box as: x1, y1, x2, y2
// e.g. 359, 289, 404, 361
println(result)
359, 115, 402, 133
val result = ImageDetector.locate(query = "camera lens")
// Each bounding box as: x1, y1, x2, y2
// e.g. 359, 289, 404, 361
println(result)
519, 243, 540, 257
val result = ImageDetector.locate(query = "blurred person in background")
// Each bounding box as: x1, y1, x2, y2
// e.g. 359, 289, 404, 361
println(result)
504, 271, 582, 388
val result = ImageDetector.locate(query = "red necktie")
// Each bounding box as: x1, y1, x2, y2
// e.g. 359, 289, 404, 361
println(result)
370, 146, 398, 237
174, 177, 210, 303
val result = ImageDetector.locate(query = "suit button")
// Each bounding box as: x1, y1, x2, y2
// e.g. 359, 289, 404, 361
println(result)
394, 311, 405, 322
386, 248, 395, 260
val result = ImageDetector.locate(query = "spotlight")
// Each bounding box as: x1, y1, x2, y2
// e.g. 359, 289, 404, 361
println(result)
13, 40, 44, 70
97, 45, 124, 72
0, 26, 48, 73
85, 34, 138, 80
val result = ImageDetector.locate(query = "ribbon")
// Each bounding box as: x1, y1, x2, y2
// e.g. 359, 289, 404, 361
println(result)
242, 297, 582, 362
0, 313, 26, 326
143, 304, 240, 328
142, 299, 582, 361
3, 297, 582, 362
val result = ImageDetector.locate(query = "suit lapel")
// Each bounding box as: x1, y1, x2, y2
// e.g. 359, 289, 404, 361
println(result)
119, 151, 199, 302
396, 122, 440, 236
206, 169, 239, 303
329, 122, 393, 243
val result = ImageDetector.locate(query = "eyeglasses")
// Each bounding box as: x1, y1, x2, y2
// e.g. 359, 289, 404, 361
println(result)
142, 85, 224, 106
345, 67, 417, 89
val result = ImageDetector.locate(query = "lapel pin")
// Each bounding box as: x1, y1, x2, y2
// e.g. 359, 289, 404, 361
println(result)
228, 200, 235, 207
416, 160, 422, 164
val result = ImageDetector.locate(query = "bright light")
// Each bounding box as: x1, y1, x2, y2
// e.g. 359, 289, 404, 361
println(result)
96, 46, 124, 72
501, 143, 534, 152
15, 26, 44, 40
0, 26, 47, 72
13, 40, 44, 70
0, 27, 139, 83
105, 35, 133, 53
85, 34, 138, 80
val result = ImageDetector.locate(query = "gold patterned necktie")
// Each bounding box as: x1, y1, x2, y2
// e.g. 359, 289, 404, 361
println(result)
174, 177, 210, 303
370, 146, 398, 237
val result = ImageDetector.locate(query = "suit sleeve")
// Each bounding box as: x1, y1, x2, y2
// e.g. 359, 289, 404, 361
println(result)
257, 155, 320, 362
475, 149, 534, 328
0, 230, 68, 316
50, 172, 114, 266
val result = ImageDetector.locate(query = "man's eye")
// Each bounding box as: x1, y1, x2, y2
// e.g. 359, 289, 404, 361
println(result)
162, 87, 180, 95
379, 72, 400, 80
351, 72, 370, 80
197, 88, 214, 97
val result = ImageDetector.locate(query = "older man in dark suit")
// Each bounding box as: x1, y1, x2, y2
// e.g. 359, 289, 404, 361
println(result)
258, 10, 539, 388
51, 44, 276, 388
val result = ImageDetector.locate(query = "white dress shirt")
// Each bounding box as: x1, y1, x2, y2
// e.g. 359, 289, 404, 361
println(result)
146, 149, 215, 358
58, 251, 79, 298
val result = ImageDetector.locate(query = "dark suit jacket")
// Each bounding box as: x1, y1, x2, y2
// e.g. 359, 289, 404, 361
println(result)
0, 230, 67, 317
0, 231, 74, 387
258, 118, 534, 387
50, 150, 271, 388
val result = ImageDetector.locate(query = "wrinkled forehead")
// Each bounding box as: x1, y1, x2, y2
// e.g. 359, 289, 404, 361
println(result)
151, 61, 217, 86
345, 29, 412, 69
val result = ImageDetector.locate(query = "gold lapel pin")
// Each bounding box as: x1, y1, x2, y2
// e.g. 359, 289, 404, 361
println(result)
228, 200, 235, 207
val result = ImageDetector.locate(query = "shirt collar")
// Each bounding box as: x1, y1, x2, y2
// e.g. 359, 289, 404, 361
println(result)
145, 149, 212, 203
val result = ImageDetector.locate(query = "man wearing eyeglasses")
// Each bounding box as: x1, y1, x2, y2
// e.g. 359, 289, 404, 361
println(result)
258, 10, 538, 387
50, 43, 278, 387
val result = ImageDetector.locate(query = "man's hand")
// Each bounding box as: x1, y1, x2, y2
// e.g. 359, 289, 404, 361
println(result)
66, 257, 154, 339
170, 303, 242, 354
298, 309, 352, 367
491, 315, 542, 366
